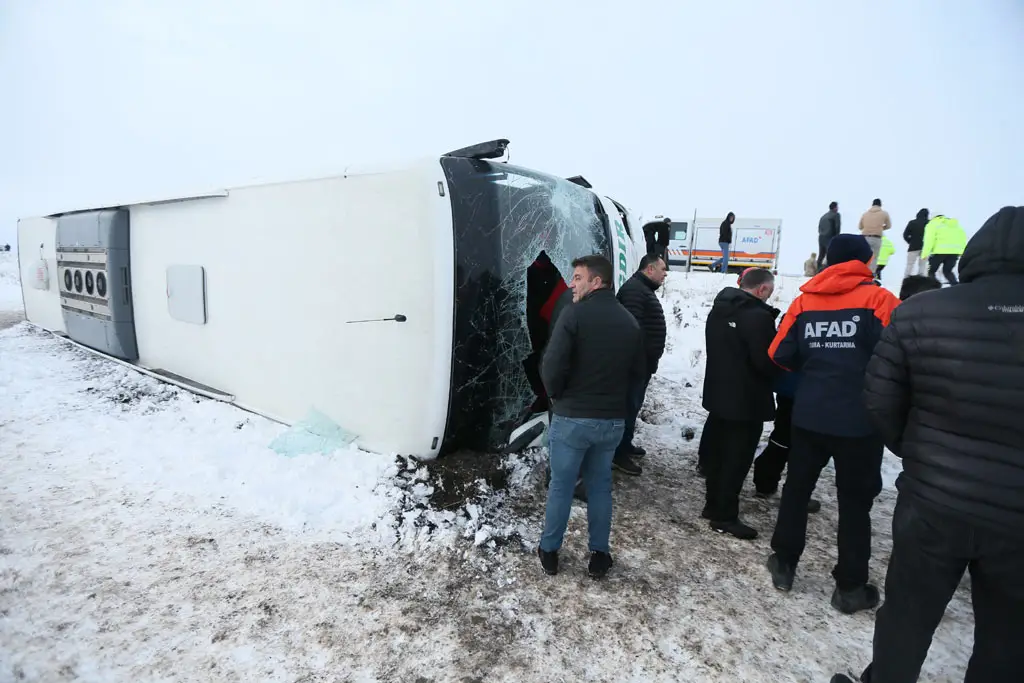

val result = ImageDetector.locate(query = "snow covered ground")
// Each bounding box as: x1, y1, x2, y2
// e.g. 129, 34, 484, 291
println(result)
0, 254, 974, 682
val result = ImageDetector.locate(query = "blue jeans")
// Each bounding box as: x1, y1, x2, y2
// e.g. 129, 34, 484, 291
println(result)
617, 373, 651, 454
540, 416, 625, 553
711, 242, 731, 272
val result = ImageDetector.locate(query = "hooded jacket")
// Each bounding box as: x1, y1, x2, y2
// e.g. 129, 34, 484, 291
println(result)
864, 206, 1024, 537
702, 287, 780, 422
922, 215, 967, 259
719, 217, 733, 244
858, 205, 892, 237
769, 260, 902, 437
617, 271, 667, 375
902, 209, 929, 252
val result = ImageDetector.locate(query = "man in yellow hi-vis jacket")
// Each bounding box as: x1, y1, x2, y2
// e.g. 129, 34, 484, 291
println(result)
875, 235, 895, 278
922, 215, 967, 285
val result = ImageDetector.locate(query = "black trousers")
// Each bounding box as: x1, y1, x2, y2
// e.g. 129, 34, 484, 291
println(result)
752, 396, 793, 494
928, 254, 959, 285
702, 414, 764, 522
860, 496, 1024, 683
770, 426, 883, 589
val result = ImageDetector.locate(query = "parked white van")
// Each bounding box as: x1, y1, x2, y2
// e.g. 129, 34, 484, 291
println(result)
17, 140, 643, 459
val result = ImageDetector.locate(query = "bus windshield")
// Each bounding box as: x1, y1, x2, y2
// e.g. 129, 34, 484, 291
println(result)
440, 157, 611, 453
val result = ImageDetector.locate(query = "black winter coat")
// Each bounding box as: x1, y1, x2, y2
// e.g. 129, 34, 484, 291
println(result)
702, 287, 780, 422
865, 206, 1024, 537
902, 208, 930, 252
542, 288, 645, 419
719, 219, 733, 244
617, 272, 667, 375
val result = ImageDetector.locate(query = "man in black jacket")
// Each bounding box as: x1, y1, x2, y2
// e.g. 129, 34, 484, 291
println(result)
831, 206, 1024, 683
901, 208, 929, 277
817, 202, 841, 272
710, 212, 736, 273
538, 254, 645, 579
614, 253, 669, 475
700, 267, 779, 540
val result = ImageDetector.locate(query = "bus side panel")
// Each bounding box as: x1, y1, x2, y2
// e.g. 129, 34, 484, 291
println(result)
17, 216, 66, 333
129, 165, 451, 458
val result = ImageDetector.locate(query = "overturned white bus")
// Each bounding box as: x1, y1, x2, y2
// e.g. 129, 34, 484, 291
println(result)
17, 140, 643, 459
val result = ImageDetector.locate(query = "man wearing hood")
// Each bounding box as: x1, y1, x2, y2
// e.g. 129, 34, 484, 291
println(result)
710, 212, 736, 273
831, 207, 1024, 683
765, 234, 901, 613
614, 253, 669, 475
922, 214, 967, 285
902, 208, 930, 277
817, 202, 842, 272
858, 199, 892, 271
700, 267, 779, 540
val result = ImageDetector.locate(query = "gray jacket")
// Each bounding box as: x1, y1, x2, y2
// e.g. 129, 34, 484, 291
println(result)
818, 210, 841, 239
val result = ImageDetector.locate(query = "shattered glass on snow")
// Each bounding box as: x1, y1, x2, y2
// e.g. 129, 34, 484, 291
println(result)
441, 157, 611, 454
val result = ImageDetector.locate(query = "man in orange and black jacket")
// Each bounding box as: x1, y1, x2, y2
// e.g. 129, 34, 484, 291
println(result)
763, 234, 901, 615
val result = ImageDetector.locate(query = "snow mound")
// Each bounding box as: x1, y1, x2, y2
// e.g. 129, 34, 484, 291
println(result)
0, 323, 400, 545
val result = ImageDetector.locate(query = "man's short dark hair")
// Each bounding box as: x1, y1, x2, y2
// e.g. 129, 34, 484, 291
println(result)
873, 198, 882, 207
899, 275, 941, 300
571, 254, 614, 287
638, 253, 665, 271
739, 267, 775, 289
829, 201, 838, 211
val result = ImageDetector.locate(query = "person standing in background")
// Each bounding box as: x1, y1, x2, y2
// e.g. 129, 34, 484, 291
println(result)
858, 199, 892, 271
538, 254, 645, 579
700, 267, 779, 540
804, 253, 818, 277
614, 253, 669, 476
655, 217, 672, 262
874, 235, 895, 278
922, 214, 967, 285
902, 208, 930, 277
817, 202, 841, 272
710, 212, 735, 273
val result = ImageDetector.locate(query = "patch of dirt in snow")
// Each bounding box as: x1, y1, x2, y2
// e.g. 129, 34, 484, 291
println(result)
388, 450, 545, 552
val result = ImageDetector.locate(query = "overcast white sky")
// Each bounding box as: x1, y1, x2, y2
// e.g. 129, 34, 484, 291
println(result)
1, 0, 1021, 272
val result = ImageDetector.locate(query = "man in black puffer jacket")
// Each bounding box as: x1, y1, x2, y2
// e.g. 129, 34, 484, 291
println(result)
615, 253, 668, 475
901, 208, 930, 277
832, 206, 1024, 683
700, 267, 779, 540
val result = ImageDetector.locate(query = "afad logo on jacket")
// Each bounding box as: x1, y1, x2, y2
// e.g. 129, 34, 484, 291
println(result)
804, 315, 860, 349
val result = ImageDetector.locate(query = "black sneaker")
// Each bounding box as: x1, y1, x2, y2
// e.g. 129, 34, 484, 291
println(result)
588, 551, 613, 579
537, 547, 558, 576
612, 455, 642, 476
766, 553, 795, 591
754, 488, 777, 499
710, 519, 758, 540
808, 498, 822, 514
628, 444, 647, 458
830, 676, 857, 683
831, 584, 881, 615
700, 506, 714, 520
